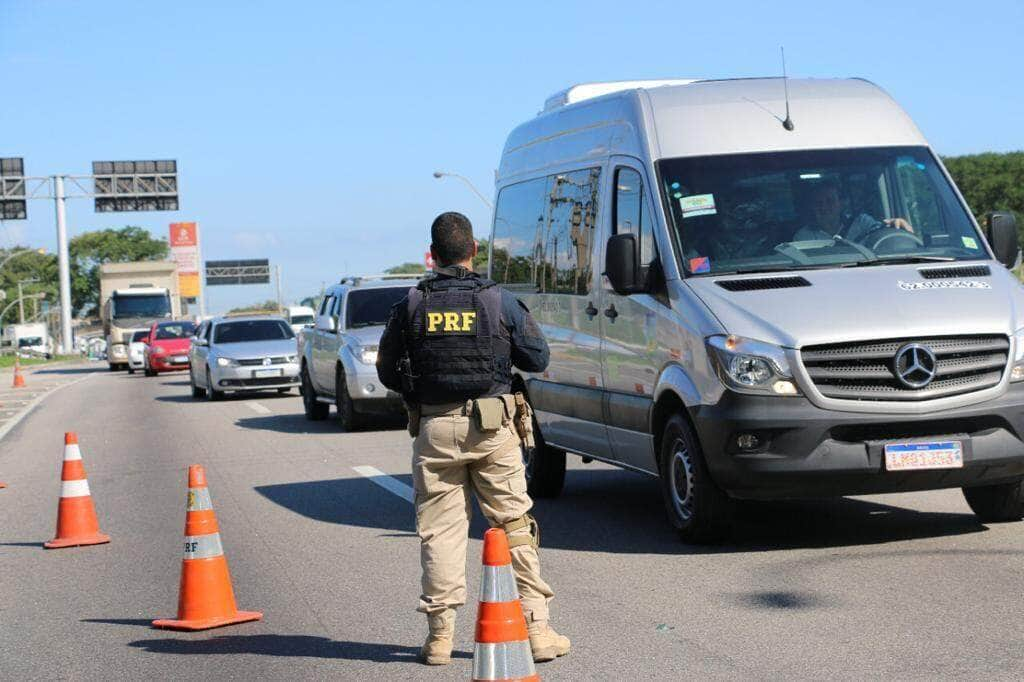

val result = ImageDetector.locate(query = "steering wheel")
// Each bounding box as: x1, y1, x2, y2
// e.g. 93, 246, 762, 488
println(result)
861, 225, 924, 253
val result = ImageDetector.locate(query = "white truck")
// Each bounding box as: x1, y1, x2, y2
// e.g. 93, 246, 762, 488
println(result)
100, 261, 181, 370
2, 322, 53, 358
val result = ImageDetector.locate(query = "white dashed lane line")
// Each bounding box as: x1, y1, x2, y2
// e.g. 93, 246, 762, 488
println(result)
352, 465, 414, 504
245, 401, 272, 414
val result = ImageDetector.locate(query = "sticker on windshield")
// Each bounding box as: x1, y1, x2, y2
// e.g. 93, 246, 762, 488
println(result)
961, 236, 979, 249
898, 280, 991, 291
679, 194, 716, 218
689, 256, 711, 273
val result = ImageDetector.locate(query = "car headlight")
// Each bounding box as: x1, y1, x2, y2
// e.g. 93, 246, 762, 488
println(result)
706, 335, 801, 396
216, 357, 238, 367
152, 345, 166, 355
352, 343, 378, 365
1012, 328, 1024, 382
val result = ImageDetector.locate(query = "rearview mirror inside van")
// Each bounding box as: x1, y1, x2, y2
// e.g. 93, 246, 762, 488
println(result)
985, 212, 1020, 269
605, 233, 641, 295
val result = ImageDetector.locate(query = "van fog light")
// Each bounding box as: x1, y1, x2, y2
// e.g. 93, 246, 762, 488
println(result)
363, 383, 376, 394
772, 380, 798, 395
736, 434, 760, 451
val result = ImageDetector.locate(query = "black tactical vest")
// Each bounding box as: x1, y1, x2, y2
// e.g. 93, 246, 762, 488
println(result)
406, 273, 512, 404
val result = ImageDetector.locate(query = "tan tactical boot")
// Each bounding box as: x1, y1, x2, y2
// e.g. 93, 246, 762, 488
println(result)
527, 620, 570, 662
420, 609, 455, 665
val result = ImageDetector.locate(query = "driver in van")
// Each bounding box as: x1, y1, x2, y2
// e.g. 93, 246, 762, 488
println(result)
793, 180, 914, 242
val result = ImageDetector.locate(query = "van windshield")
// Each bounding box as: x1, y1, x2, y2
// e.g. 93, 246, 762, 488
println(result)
659, 146, 986, 275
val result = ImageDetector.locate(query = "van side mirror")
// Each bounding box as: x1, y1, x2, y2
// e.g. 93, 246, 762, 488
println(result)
984, 212, 1020, 269
605, 233, 643, 295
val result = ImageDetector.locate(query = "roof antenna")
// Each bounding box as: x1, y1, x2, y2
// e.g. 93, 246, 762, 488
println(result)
781, 46, 795, 131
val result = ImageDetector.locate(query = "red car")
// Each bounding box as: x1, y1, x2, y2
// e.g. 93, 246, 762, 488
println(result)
144, 320, 196, 376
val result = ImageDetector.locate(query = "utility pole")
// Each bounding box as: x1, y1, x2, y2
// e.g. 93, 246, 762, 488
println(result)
16, 278, 40, 324
52, 176, 73, 353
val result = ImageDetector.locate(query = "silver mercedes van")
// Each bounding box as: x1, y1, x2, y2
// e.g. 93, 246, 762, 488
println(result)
489, 78, 1023, 542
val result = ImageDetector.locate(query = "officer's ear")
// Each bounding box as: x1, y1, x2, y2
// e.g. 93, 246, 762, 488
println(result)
471, 240, 479, 258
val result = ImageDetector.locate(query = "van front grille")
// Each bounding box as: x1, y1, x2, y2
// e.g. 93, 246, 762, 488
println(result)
800, 335, 1009, 401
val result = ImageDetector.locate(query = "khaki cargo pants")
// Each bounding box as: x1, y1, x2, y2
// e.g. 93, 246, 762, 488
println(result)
412, 399, 554, 623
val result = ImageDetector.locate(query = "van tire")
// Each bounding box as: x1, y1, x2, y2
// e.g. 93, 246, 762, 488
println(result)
301, 365, 329, 421
523, 410, 565, 498
659, 413, 732, 543
962, 479, 1024, 522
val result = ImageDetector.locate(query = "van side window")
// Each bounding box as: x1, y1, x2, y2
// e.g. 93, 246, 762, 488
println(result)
491, 167, 600, 295
614, 167, 656, 270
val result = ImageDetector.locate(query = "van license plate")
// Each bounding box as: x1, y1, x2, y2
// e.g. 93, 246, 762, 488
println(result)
884, 441, 963, 471
253, 368, 282, 378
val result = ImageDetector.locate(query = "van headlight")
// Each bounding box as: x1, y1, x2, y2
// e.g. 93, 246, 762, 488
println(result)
1012, 328, 1024, 382
706, 335, 801, 396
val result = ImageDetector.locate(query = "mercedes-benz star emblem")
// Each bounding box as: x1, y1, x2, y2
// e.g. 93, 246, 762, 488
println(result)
894, 343, 937, 389
262, 357, 272, 366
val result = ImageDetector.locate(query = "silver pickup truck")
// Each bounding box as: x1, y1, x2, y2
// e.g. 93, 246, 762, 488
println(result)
298, 275, 419, 429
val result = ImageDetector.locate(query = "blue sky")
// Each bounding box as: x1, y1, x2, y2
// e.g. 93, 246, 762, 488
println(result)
1, 0, 1021, 313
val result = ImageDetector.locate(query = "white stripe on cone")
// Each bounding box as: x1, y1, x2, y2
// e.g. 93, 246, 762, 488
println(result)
63, 444, 82, 461
60, 478, 91, 498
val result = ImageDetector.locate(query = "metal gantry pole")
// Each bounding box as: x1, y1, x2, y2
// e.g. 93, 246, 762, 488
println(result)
53, 175, 73, 354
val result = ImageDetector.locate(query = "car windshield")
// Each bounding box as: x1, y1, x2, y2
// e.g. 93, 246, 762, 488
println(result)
346, 288, 407, 328
112, 293, 172, 318
18, 337, 43, 347
289, 314, 314, 325
154, 322, 195, 340
659, 146, 985, 276
213, 319, 294, 343
131, 331, 149, 342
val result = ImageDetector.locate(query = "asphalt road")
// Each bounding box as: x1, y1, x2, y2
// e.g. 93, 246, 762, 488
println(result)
3, 366, 1024, 680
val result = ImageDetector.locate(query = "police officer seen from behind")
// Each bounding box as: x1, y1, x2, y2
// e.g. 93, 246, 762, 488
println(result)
376, 211, 569, 666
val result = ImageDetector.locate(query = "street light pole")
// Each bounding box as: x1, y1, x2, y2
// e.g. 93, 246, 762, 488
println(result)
432, 171, 493, 210
53, 176, 73, 354
16, 278, 39, 324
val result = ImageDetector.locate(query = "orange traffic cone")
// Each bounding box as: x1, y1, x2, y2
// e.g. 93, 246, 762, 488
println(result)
44, 433, 111, 549
153, 464, 262, 631
472, 528, 539, 682
12, 356, 25, 388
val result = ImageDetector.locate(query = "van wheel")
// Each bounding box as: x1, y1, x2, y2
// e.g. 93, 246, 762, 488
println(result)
301, 365, 328, 420
336, 367, 362, 432
523, 409, 565, 498
962, 479, 1024, 522
659, 413, 732, 543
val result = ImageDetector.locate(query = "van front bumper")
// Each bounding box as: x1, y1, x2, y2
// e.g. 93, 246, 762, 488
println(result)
692, 385, 1024, 499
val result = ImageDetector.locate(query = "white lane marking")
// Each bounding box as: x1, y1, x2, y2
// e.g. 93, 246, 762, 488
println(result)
353, 465, 414, 504
246, 401, 271, 414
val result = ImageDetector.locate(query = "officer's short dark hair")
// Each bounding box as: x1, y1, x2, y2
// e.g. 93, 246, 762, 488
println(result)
431, 212, 475, 266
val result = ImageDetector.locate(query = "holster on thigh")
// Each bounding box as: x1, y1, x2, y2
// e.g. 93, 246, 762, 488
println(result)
501, 513, 539, 550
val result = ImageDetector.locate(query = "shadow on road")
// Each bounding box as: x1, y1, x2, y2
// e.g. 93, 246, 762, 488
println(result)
0, 541, 44, 548
126, 634, 472, 662
256, 468, 990, 554
31, 367, 98, 375
236, 414, 405, 434
154, 395, 198, 404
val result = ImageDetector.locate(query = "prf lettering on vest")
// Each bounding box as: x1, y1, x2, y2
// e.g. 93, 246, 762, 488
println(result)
426, 310, 477, 334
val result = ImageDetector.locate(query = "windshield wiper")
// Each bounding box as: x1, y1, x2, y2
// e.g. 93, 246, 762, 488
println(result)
842, 255, 956, 267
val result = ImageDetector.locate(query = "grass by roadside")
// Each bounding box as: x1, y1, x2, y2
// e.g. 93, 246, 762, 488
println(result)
0, 354, 78, 369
